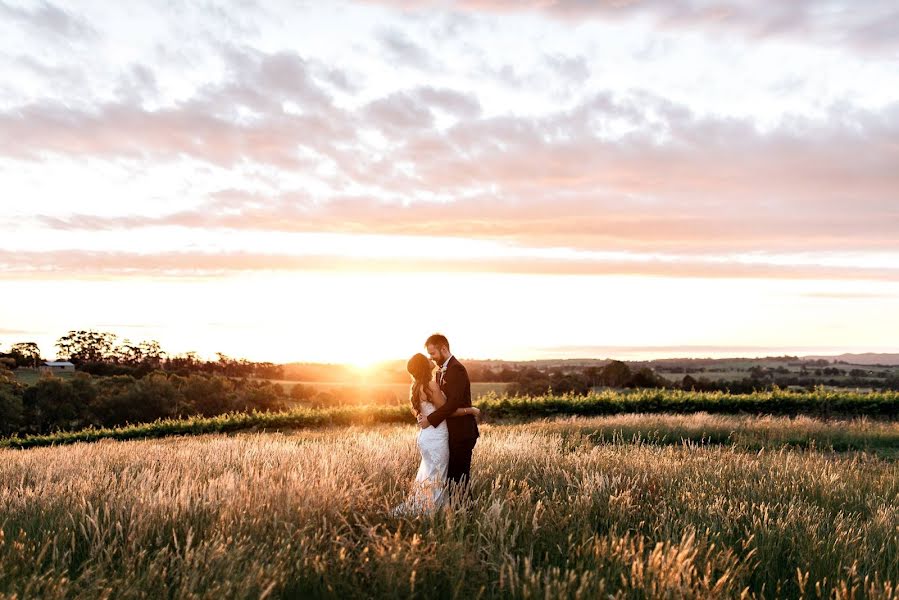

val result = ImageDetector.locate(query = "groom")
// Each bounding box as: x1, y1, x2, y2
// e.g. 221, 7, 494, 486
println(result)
417, 333, 479, 497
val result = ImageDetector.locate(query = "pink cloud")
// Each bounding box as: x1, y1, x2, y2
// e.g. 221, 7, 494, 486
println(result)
1, 249, 897, 282
4, 48, 898, 258
0, 45, 356, 168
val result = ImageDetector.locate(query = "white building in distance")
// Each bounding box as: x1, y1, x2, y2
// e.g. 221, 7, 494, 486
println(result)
41, 361, 75, 372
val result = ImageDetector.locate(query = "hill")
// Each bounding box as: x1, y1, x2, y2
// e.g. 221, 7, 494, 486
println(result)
801, 352, 899, 366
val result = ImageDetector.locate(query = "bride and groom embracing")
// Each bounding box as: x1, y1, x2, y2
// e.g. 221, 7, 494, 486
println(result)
393, 333, 480, 516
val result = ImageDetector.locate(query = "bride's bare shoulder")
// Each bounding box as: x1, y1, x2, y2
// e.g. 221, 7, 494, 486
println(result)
426, 380, 441, 393
418, 382, 435, 401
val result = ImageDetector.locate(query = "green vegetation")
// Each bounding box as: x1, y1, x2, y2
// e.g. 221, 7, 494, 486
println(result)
1, 423, 896, 598
477, 387, 899, 419
0, 405, 407, 450
3, 387, 899, 451
0, 367, 511, 443
12, 367, 75, 386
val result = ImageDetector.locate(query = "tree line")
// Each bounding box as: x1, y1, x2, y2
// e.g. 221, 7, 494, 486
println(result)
0, 330, 285, 379
0, 369, 297, 437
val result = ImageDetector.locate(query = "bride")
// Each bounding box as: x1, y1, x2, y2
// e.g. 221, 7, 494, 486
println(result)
392, 353, 479, 516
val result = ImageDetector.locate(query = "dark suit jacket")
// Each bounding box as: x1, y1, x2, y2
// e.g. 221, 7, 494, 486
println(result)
426, 356, 479, 440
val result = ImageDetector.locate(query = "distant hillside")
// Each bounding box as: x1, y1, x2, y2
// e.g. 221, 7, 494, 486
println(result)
801, 353, 899, 366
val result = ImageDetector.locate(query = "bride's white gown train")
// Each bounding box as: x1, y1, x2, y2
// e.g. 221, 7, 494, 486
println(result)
393, 399, 449, 516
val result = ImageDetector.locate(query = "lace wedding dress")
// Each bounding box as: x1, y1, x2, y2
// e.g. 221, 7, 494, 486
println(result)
392, 399, 449, 516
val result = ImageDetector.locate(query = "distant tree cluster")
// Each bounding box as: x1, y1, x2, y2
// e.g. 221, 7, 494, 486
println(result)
0, 330, 285, 380
507, 360, 671, 396
0, 342, 42, 370
0, 370, 290, 437
678, 368, 899, 393
466, 365, 520, 383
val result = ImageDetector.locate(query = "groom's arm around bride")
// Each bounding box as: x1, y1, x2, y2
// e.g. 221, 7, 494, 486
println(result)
425, 356, 476, 434
420, 334, 480, 493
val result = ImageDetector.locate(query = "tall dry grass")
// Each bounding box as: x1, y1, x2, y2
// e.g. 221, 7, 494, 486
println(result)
1, 417, 897, 598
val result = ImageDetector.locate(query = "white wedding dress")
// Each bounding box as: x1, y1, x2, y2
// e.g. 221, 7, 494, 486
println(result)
392, 398, 450, 516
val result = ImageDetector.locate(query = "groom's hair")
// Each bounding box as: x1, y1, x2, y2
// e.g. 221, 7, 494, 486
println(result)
425, 333, 450, 350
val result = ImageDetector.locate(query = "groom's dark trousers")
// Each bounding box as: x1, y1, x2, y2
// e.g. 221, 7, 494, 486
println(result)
447, 437, 477, 488
427, 356, 479, 496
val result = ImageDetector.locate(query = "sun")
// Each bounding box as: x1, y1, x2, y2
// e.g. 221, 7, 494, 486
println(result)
346, 357, 385, 375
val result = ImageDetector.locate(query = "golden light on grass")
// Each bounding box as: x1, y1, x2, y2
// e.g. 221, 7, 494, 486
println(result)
1, 417, 897, 598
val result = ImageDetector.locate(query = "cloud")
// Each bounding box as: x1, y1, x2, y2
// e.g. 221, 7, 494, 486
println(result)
543, 53, 590, 83
362, 0, 899, 54
0, 328, 33, 335
11, 55, 86, 88
31, 188, 899, 256
359, 86, 481, 133
23, 88, 899, 255
2, 249, 898, 282
3, 32, 897, 260
412, 86, 482, 119
0, 0, 97, 40
376, 27, 440, 71
0, 45, 355, 168
362, 91, 435, 131
799, 291, 898, 300
536, 344, 866, 356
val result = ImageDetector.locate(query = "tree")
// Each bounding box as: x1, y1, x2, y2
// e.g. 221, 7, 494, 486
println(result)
289, 383, 315, 402
682, 374, 698, 390
600, 360, 632, 388
91, 373, 180, 426
240, 380, 288, 412
0, 387, 23, 435
10, 342, 42, 368
630, 366, 665, 389
509, 367, 551, 396
254, 361, 284, 379
0, 362, 23, 434
22, 377, 89, 433
749, 365, 769, 379
165, 351, 203, 374
554, 372, 591, 395
138, 340, 165, 369
56, 330, 118, 365
183, 374, 237, 416
115, 339, 145, 365
585, 366, 602, 388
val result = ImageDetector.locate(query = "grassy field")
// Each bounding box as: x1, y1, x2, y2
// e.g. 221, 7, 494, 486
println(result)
1, 417, 897, 599
12, 367, 75, 386
653, 359, 899, 384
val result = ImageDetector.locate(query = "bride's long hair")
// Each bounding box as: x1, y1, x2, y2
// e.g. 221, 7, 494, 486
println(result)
407, 353, 434, 415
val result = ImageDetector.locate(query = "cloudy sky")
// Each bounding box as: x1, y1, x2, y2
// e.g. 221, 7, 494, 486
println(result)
1, 0, 898, 364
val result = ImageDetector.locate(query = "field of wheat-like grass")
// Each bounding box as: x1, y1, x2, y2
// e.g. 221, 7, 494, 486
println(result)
1, 417, 897, 599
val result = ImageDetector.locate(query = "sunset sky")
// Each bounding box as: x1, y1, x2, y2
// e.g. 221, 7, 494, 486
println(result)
1, 0, 898, 365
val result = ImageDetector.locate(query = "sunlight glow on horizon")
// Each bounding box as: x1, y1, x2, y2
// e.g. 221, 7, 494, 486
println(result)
2, 271, 898, 365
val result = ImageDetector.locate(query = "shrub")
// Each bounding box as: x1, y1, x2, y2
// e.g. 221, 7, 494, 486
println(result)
0, 387, 23, 435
